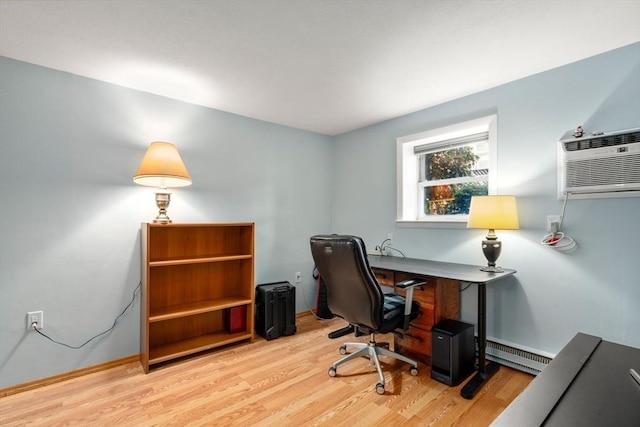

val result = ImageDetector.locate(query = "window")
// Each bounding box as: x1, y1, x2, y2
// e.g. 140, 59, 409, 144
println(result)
396, 115, 497, 225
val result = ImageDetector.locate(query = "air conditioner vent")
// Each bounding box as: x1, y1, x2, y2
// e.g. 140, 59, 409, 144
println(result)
563, 130, 640, 151
558, 127, 640, 199
566, 154, 640, 188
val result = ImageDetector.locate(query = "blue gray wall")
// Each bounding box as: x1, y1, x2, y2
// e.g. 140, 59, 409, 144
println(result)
0, 57, 333, 388
333, 42, 640, 356
1, 42, 639, 389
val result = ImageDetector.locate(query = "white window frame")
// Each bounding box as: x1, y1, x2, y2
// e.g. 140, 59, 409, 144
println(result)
396, 115, 497, 227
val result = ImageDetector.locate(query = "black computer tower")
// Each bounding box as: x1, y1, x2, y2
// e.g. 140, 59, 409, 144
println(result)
431, 319, 475, 386
255, 282, 297, 340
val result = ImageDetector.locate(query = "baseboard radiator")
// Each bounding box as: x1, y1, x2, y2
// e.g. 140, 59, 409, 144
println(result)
482, 338, 552, 375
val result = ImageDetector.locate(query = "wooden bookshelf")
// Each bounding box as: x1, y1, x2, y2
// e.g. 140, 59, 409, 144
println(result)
140, 223, 255, 372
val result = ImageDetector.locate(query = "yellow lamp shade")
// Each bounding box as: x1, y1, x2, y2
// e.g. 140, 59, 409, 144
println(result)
133, 141, 192, 188
467, 195, 519, 230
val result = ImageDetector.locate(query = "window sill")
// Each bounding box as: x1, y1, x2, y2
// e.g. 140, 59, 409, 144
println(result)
396, 220, 469, 229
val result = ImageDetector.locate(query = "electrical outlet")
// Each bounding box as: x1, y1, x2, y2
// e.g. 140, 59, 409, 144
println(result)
27, 311, 43, 330
294, 272, 302, 283
547, 215, 561, 232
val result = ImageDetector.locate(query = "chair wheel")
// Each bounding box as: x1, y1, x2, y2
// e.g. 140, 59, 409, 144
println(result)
375, 383, 385, 395
410, 367, 418, 376
328, 367, 337, 377
339, 345, 347, 355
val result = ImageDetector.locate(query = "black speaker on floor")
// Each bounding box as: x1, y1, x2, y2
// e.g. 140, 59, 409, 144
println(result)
431, 319, 475, 386
255, 282, 297, 340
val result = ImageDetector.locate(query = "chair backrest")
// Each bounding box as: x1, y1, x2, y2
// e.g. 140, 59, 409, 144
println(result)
310, 235, 384, 330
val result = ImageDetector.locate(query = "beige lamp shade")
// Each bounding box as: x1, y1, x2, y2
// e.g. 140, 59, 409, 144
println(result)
467, 195, 519, 230
133, 141, 192, 188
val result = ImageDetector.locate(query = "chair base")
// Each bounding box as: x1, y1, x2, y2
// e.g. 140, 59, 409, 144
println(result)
328, 336, 418, 394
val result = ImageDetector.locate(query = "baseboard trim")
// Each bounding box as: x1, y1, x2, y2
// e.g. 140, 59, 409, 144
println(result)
296, 310, 316, 319
2, 315, 327, 397
0, 354, 140, 398
296, 310, 334, 320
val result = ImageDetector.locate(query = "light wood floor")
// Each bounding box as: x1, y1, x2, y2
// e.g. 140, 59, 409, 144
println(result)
0, 314, 532, 426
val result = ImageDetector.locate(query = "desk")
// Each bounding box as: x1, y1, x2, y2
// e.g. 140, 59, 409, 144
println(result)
368, 255, 516, 399
492, 333, 640, 426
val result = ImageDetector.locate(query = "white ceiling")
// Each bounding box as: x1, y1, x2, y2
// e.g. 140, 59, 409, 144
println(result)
1, 0, 639, 135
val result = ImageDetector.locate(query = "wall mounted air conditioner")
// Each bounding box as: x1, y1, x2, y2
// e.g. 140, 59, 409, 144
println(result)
558, 127, 640, 199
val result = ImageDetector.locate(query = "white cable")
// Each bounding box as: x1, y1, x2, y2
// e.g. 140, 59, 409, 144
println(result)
383, 245, 406, 257
558, 191, 569, 229
542, 193, 577, 252
541, 232, 577, 252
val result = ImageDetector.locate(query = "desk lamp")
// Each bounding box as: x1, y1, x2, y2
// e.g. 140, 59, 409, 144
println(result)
467, 195, 519, 272
133, 141, 192, 224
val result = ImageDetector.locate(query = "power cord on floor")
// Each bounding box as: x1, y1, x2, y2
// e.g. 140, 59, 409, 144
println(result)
31, 282, 141, 349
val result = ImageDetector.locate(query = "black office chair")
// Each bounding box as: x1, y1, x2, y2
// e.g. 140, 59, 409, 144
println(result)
310, 234, 423, 394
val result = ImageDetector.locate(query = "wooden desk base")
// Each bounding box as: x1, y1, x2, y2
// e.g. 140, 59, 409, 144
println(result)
371, 267, 459, 365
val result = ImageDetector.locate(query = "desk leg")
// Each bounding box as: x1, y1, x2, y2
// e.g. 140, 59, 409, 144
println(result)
461, 282, 500, 399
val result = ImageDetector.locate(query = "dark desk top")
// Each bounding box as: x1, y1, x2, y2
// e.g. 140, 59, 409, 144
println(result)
367, 255, 516, 284
492, 333, 640, 427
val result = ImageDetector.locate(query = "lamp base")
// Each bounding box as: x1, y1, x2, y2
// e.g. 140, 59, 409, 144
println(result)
153, 191, 172, 224
479, 266, 504, 273
153, 216, 172, 224
480, 236, 502, 272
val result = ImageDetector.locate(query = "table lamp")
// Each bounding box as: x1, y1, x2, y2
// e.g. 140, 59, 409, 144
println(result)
467, 195, 519, 272
133, 141, 192, 224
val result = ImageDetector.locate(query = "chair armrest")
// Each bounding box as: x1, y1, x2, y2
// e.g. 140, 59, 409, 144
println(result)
395, 279, 426, 330
396, 279, 425, 289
